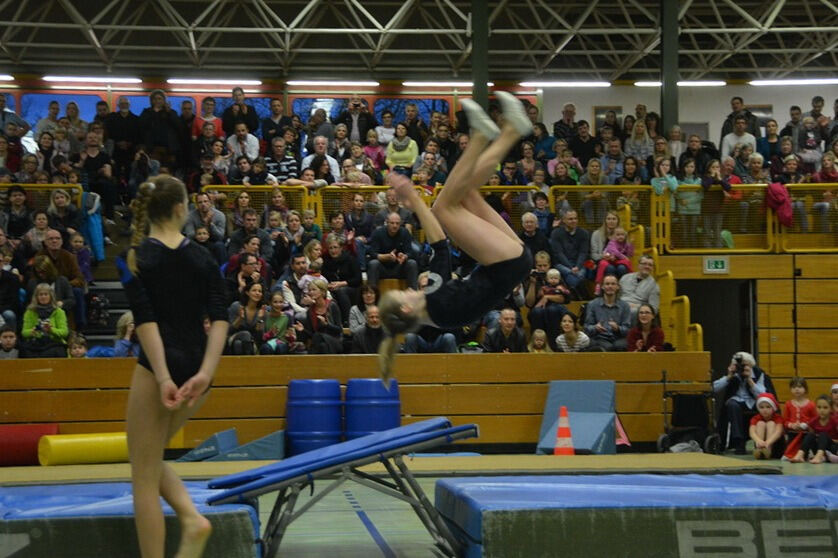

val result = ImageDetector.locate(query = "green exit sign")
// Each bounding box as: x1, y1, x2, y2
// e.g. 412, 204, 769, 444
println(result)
703, 256, 730, 274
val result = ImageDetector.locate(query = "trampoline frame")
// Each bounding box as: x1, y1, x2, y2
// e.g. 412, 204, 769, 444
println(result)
211, 423, 478, 558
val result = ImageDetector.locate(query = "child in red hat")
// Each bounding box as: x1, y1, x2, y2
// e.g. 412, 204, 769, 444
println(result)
749, 392, 784, 459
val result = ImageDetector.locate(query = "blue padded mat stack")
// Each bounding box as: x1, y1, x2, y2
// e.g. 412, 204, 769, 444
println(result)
536, 380, 616, 455
345, 378, 400, 439
207, 430, 285, 461
0, 482, 260, 557
176, 428, 239, 462
435, 474, 838, 558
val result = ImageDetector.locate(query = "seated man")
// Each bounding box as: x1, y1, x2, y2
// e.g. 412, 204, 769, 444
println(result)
183, 191, 227, 264
549, 209, 589, 294
38, 229, 86, 327
619, 255, 660, 318
227, 208, 273, 261
482, 308, 527, 353
225, 122, 260, 161
350, 305, 384, 354
583, 274, 631, 351
403, 324, 459, 354
519, 211, 550, 256
373, 186, 414, 233
366, 212, 418, 290
713, 351, 775, 454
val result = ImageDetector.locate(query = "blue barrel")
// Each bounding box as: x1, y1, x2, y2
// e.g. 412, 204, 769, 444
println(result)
286, 379, 342, 455
345, 379, 401, 439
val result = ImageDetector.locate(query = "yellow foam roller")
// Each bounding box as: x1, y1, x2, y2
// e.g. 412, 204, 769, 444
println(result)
38, 432, 129, 466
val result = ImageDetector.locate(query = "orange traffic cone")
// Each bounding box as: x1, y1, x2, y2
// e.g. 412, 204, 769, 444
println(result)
553, 405, 574, 456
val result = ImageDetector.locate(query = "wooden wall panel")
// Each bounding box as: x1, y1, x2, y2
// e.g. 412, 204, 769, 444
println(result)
758, 328, 795, 354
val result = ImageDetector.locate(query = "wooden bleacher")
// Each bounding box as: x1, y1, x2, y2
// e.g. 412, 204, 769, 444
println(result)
0, 353, 711, 448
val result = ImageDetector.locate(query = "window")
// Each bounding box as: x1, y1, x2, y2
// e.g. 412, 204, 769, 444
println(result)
19, 93, 103, 125
374, 99, 450, 125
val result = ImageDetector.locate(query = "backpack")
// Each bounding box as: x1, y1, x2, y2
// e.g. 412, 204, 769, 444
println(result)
87, 294, 110, 328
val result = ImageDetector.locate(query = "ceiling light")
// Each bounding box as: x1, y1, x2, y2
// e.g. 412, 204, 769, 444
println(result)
634, 81, 662, 87
169, 88, 261, 94
519, 81, 610, 88
676, 80, 726, 87
286, 80, 380, 87
401, 81, 495, 87
167, 78, 262, 86
0, 75, 13, 81
749, 78, 838, 86
43, 75, 141, 83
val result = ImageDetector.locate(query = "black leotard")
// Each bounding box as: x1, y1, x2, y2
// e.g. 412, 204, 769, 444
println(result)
117, 238, 228, 386
424, 240, 532, 329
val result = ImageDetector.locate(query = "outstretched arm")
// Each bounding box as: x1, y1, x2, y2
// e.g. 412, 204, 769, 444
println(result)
389, 173, 446, 243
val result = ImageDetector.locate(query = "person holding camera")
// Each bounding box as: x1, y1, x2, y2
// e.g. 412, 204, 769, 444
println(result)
713, 351, 777, 454
335, 96, 378, 144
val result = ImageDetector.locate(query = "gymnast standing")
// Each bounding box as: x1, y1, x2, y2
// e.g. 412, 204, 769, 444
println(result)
117, 175, 229, 558
378, 92, 533, 382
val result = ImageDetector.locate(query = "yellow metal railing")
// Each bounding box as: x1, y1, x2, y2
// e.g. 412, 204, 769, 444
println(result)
1, 183, 84, 209
655, 184, 775, 254
199, 184, 309, 219
780, 183, 838, 253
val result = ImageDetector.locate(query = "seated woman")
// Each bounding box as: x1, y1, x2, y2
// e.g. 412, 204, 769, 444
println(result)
297, 278, 343, 354
226, 235, 272, 281
26, 255, 75, 316
555, 312, 590, 352
20, 283, 69, 358
348, 284, 379, 335
626, 304, 664, 352
46, 188, 83, 247
114, 310, 140, 357
378, 92, 533, 383
227, 281, 265, 355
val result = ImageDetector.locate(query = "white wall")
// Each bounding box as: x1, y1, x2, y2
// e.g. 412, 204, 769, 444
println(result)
540, 84, 836, 146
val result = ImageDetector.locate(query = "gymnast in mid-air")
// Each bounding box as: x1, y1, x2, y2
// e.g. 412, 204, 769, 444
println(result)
378, 92, 534, 382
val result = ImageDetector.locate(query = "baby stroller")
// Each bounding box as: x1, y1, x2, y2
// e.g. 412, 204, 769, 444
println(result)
657, 370, 722, 454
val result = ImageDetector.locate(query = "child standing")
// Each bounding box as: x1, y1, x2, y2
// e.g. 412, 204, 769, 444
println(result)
676, 158, 703, 248
782, 376, 817, 443
790, 394, 838, 464
70, 232, 94, 285
749, 393, 784, 459
594, 227, 634, 294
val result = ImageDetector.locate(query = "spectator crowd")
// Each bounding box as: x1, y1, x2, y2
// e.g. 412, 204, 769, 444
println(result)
0, 88, 837, 358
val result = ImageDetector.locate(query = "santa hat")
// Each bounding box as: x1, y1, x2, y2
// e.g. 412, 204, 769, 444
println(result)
832, 383, 838, 392
756, 393, 778, 412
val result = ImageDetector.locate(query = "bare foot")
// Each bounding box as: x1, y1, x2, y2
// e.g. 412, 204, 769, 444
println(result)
789, 451, 805, 463
175, 514, 212, 558
809, 452, 825, 464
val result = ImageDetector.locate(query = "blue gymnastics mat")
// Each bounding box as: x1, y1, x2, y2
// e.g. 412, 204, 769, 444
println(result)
435, 474, 838, 558
209, 417, 478, 558
0, 482, 260, 557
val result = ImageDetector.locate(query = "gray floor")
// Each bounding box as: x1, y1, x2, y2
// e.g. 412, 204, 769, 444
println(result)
254, 453, 835, 557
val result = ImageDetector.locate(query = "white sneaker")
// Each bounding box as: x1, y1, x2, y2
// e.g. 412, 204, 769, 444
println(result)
495, 91, 532, 136
460, 99, 500, 140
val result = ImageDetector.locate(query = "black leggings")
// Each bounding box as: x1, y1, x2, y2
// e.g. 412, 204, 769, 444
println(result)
800, 432, 838, 455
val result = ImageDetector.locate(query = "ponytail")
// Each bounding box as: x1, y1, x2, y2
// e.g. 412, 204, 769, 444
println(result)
377, 290, 422, 385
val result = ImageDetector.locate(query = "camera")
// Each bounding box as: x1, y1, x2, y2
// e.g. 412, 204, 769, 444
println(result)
733, 355, 746, 376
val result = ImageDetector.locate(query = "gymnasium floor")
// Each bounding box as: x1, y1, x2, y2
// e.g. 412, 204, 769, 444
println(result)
1, 453, 832, 557
261, 454, 832, 558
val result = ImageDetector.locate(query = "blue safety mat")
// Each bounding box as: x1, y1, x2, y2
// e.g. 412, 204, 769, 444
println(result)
210, 417, 452, 490
435, 474, 838, 544
209, 419, 477, 505
0, 482, 258, 527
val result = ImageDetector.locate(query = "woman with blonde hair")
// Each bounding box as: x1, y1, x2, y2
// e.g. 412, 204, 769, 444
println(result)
21, 283, 69, 357
116, 175, 228, 557
114, 311, 140, 357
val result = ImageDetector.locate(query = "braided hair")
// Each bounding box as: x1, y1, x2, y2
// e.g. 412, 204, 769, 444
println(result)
377, 290, 422, 382
126, 175, 188, 274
